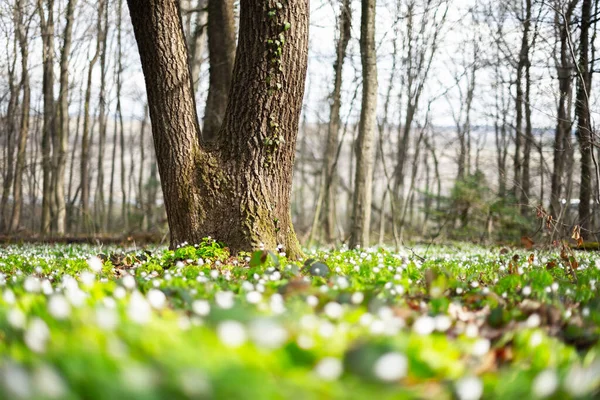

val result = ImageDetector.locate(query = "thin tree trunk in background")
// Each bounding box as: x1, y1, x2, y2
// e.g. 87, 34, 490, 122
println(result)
10, 2, 31, 232
550, 0, 577, 220
95, 1, 109, 231
0, 40, 19, 233
108, 111, 118, 230
576, 0, 593, 236
67, 83, 83, 231
29, 107, 42, 231
54, 0, 77, 235
203, 0, 236, 142
117, 0, 128, 231
375, 2, 400, 244
520, 0, 534, 216
320, 0, 351, 244
349, 0, 378, 248
513, 0, 530, 204
81, 0, 105, 231
38, 0, 55, 235
139, 105, 148, 230
189, 0, 207, 92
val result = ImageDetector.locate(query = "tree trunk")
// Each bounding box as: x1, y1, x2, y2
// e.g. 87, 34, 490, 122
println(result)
520, 0, 533, 216
0, 40, 19, 233
203, 0, 236, 142
81, 0, 105, 230
127, 0, 309, 257
38, 0, 55, 235
349, 0, 377, 248
550, 0, 577, 219
95, 1, 110, 232
53, 0, 76, 235
189, 0, 208, 92
10, 3, 31, 232
139, 105, 148, 230
513, 0, 530, 202
117, 0, 128, 231
321, 0, 351, 244
576, 0, 593, 236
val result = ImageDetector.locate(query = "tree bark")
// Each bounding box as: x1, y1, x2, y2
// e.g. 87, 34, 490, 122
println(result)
513, 0, 530, 202
576, 0, 593, 236
188, 0, 207, 92
95, 1, 109, 231
520, 0, 534, 216
349, 0, 378, 248
10, 2, 31, 232
0, 39, 19, 232
53, 0, 76, 234
550, 0, 578, 219
203, 0, 236, 142
38, 0, 55, 235
321, 0, 351, 243
81, 0, 105, 230
127, 0, 309, 257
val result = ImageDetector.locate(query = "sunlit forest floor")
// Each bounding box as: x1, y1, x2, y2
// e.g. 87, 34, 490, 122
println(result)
0, 240, 598, 399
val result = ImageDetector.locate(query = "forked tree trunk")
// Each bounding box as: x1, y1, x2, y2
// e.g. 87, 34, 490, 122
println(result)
349, 0, 377, 248
203, 0, 236, 142
127, 0, 308, 258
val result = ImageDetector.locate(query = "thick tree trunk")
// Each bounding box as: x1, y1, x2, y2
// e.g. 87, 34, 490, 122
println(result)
349, 0, 377, 248
203, 0, 236, 142
576, 0, 593, 236
38, 0, 55, 235
127, 0, 308, 258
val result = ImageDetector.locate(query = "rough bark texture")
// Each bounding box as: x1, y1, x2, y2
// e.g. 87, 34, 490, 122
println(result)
349, 0, 378, 248
576, 0, 593, 236
322, 0, 351, 243
203, 0, 236, 142
127, 0, 309, 258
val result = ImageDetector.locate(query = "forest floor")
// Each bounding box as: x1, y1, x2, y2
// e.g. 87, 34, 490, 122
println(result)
0, 240, 598, 399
